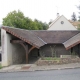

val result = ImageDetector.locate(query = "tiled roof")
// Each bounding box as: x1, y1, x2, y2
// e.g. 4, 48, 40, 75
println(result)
2, 27, 46, 48
32, 31, 80, 43
63, 33, 80, 50
2, 26, 80, 49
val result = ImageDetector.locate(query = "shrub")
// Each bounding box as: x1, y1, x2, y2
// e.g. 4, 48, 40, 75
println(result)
40, 51, 45, 60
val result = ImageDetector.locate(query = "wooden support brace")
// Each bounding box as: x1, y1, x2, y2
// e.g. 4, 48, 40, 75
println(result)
10, 40, 24, 43
11, 40, 35, 64
28, 46, 35, 54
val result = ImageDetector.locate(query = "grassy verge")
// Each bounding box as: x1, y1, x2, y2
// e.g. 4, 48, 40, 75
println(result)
42, 57, 60, 63
0, 64, 2, 69
43, 57, 60, 60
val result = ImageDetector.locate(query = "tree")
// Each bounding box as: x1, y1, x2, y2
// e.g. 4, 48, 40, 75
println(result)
24, 17, 39, 30
34, 19, 43, 30
42, 22, 48, 30
34, 19, 48, 30
48, 19, 53, 25
77, 4, 80, 21
3, 10, 48, 30
71, 12, 77, 21
3, 10, 26, 29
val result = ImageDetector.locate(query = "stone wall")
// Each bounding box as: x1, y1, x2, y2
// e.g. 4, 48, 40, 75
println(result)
40, 44, 71, 57
12, 44, 26, 64
36, 57, 80, 66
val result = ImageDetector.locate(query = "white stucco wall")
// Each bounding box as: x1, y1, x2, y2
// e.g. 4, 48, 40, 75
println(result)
7, 33, 13, 65
1, 29, 26, 66
1, 29, 7, 66
48, 16, 77, 30
1, 29, 13, 66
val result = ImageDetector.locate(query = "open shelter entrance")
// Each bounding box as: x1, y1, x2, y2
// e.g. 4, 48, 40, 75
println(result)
11, 39, 39, 64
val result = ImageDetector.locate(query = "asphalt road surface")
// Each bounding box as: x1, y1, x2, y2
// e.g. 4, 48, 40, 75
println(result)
0, 68, 80, 80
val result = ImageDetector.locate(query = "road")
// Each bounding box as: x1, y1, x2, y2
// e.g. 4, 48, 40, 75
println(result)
0, 68, 80, 80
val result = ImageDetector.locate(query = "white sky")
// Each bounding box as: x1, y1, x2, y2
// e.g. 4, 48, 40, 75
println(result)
0, 0, 80, 24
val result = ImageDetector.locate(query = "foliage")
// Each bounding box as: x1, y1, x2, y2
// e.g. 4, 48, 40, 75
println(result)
77, 24, 80, 30
50, 45, 56, 58
48, 21, 52, 25
71, 12, 77, 21
78, 27, 80, 30
42, 57, 60, 63
71, 51, 77, 55
48, 21, 53, 25
69, 51, 77, 56
3, 10, 48, 30
39, 51, 45, 60
77, 5, 80, 21
43, 57, 60, 60
0, 64, 2, 69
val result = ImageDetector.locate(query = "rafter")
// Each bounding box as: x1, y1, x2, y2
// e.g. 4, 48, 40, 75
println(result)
10, 40, 24, 43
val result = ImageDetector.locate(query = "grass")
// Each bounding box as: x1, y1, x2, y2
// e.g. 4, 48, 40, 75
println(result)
43, 57, 60, 60
42, 57, 60, 63
0, 64, 2, 69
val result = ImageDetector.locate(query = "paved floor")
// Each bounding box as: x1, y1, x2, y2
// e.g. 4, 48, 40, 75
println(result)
0, 68, 80, 80
0, 63, 80, 72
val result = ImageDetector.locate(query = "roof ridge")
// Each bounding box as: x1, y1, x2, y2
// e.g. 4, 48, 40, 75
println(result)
62, 16, 77, 29
49, 15, 63, 28
29, 31, 47, 44
2, 26, 30, 31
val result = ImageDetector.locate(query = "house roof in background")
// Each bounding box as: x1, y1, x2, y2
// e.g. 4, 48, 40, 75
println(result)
2, 26, 80, 49
49, 15, 76, 29
69, 20, 80, 28
49, 15, 62, 27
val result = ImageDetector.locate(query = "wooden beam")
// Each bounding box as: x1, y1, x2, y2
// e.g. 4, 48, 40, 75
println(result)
28, 46, 35, 54
26, 53, 28, 63
10, 40, 24, 43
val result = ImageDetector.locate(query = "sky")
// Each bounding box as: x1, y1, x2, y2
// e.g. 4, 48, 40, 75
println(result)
0, 0, 80, 24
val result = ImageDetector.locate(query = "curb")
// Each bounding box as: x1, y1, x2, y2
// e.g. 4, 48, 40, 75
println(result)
0, 66, 80, 73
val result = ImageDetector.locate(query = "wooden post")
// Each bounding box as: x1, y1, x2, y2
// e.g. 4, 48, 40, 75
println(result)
78, 44, 80, 57
26, 52, 28, 63
11, 40, 35, 64
20, 43, 28, 64
25, 45, 28, 63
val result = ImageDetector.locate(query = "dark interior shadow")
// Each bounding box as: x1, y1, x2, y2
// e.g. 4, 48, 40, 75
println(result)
29, 56, 40, 64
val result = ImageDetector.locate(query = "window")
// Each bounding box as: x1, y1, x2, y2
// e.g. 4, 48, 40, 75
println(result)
61, 21, 64, 24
